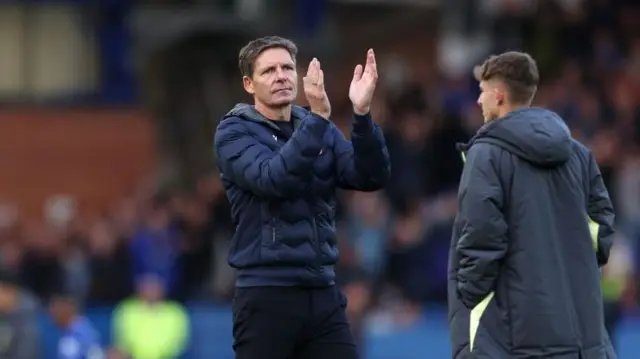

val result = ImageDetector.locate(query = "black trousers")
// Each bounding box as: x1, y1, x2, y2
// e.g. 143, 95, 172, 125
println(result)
232, 285, 359, 359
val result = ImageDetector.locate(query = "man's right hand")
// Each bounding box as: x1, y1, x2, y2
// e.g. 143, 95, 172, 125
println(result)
303, 58, 331, 119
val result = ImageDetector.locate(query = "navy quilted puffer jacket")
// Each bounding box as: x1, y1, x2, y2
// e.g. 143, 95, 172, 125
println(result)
214, 104, 390, 287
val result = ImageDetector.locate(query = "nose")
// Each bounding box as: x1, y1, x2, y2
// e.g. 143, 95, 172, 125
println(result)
275, 67, 287, 81
477, 95, 482, 106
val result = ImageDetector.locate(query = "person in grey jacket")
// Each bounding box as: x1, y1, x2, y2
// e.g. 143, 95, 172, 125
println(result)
0, 270, 40, 359
449, 51, 616, 359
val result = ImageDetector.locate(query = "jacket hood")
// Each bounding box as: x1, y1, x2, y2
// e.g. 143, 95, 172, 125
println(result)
460, 107, 572, 168
224, 103, 310, 130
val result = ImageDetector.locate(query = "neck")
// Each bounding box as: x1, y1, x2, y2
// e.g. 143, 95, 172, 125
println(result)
255, 102, 291, 122
498, 103, 529, 119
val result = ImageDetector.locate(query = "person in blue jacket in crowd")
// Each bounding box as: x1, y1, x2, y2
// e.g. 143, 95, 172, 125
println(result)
50, 293, 104, 359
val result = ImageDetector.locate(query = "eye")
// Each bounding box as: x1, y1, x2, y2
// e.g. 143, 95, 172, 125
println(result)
262, 67, 275, 75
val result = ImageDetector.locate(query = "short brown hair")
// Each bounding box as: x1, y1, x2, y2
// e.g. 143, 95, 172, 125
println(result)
474, 51, 539, 105
238, 36, 298, 78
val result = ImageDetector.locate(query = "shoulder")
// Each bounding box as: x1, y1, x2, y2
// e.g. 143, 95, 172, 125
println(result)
114, 299, 138, 315
467, 140, 503, 162
464, 141, 512, 181
60, 323, 98, 356
557, 138, 595, 179
163, 301, 188, 316
216, 116, 247, 133
570, 138, 594, 162
214, 116, 254, 148
74, 320, 98, 338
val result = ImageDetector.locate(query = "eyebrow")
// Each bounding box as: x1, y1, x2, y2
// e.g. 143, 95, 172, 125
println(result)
260, 62, 294, 73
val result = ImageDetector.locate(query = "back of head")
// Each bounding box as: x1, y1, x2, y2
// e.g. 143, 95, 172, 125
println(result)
474, 51, 540, 123
472, 52, 572, 167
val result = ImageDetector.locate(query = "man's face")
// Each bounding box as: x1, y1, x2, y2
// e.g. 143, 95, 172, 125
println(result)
243, 47, 297, 108
477, 80, 503, 123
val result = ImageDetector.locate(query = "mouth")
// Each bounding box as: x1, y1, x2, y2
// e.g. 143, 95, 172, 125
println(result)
273, 88, 293, 94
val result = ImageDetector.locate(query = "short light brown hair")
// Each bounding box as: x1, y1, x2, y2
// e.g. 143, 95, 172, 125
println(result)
474, 51, 539, 105
238, 36, 298, 78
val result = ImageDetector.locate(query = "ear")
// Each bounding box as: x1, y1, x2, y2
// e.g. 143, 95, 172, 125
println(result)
242, 76, 255, 95
494, 88, 505, 105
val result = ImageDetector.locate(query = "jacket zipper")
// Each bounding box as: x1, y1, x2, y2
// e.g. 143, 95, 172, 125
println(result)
272, 217, 277, 242
312, 217, 321, 269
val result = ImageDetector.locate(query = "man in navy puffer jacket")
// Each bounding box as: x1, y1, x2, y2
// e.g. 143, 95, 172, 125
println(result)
214, 36, 390, 359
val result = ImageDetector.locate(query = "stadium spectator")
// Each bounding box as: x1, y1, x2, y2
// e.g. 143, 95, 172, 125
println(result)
129, 198, 181, 298
0, 269, 40, 359
112, 274, 189, 359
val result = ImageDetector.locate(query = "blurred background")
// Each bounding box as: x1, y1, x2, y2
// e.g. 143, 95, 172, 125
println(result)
0, 0, 639, 358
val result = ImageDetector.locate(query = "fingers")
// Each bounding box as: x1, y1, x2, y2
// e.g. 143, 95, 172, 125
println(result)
303, 58, 326, 103
364, 49, 377, 77
352, 64, 363, 82
304, 59, 330, 118
308, 58, 321, 83
352, 49, 376, 82
306, 58, 316, 78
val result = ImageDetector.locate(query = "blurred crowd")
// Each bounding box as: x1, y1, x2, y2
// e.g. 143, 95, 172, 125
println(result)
335, 0, 640, 335
0, 1, 639, 353
0, 173, 235, 306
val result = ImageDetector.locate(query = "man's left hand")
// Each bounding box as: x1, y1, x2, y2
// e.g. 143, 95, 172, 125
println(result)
349, 49, 378, 115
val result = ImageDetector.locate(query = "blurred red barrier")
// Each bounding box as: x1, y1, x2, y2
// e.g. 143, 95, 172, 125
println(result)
0, 108, 157, 222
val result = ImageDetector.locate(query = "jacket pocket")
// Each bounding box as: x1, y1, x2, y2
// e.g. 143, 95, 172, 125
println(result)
470, 292, 495, 352
469, 292, 512, 358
